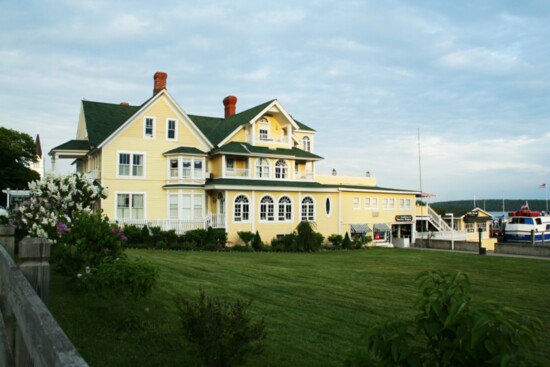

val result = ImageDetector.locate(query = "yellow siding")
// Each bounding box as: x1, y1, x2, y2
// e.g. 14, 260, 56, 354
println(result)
100, 96, 209, 219
210, 156, 223, 178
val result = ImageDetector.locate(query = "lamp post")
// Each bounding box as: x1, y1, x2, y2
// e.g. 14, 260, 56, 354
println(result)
445, 213, 454, 251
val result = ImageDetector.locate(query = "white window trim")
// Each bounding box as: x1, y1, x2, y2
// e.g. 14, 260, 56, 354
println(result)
259, 195, 275, 223
300, 195, 315, 222
166, 191, 205, 221
115, 192, 147, 220
274, 159, 288, 180
353, 196, 360, 210
278, 195, 294, 222
364, 197, 371, 210
371, 197, 379, 210
117, 151, 146, 179
302, 136, 311, 152
258, 117, 270, 141
166, 156, 205, 180
143, 116, 156, 139
166, 118, 178, 141
233, 193, 251, 223
254, 158, 271, 179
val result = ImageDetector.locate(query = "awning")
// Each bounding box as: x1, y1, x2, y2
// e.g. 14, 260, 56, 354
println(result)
373, 223, 391, 232
350, 224, 371, 233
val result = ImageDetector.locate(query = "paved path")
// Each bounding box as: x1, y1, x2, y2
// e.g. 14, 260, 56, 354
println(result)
404, 246, 550, 261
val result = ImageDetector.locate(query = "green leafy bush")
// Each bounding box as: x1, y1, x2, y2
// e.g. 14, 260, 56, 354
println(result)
87, 257, 158, 299
346, 271, 543, 367
293, 221, 323, 252
328, 234, 343, 247
175, 290, 267, 367
251, 230, 265, 251
230, 244, 253, 252
53, 211, 126, 277
237, 231, 255, 246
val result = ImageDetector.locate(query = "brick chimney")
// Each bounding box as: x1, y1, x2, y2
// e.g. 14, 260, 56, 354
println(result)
153, 72, 168, 95
223, 96, 237, 118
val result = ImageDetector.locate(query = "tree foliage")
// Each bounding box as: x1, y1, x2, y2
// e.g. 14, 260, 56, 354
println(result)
0, 127, 40, 204
346, 271, 542, 367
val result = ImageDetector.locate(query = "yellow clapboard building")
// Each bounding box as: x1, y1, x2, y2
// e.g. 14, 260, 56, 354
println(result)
50, 72, 420, 245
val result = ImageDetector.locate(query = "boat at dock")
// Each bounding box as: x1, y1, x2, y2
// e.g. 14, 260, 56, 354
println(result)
503, 204, 550, 243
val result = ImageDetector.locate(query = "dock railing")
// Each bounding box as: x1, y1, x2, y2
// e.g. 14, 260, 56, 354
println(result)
0, 225, 88, 367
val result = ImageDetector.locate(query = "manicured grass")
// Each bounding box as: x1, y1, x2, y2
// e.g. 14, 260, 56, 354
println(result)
49, 248, 550, 366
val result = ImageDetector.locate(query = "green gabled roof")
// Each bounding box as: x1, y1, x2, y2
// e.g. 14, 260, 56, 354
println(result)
190, 100, 274, 146
164, 146, 207, 156
51, 139, 90, 151
209, 142, 323, 160
206, 178, 328, 189
82, 100, 141, 147
293, 119, 315, 132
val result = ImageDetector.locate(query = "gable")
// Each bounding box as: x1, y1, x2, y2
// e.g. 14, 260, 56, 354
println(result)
98, 90, 212, 151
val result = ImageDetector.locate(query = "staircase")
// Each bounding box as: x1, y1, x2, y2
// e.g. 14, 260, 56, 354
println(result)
418, 205, 452, 232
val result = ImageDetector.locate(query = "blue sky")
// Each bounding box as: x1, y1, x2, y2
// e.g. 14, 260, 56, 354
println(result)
1, 0, 549, 202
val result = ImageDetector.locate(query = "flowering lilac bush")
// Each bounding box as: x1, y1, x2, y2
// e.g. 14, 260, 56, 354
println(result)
12, 172, 107, 239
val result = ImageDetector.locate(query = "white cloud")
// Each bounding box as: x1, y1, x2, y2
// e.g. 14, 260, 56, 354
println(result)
438, 47, 520, 73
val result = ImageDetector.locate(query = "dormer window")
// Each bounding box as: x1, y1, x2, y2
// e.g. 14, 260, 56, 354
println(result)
144, 117, 155, 139
302, 136, 311, 152
258, 117, 270, 141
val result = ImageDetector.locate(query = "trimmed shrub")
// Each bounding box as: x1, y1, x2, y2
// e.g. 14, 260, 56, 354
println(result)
175, 290, 267, 367
237, 231, 255, 246
342, 232, 352, 249
293, 221, 323, 252
251, 230, 264, 251
328, 234, 343, 247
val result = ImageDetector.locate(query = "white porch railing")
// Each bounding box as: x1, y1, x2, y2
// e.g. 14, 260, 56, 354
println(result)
113, 214, 225, 234
85, 169, 101, 180
225, 168, 249, 178
418, 230, 468, 241
248, 135, 290, 144
425, 205, 452, 232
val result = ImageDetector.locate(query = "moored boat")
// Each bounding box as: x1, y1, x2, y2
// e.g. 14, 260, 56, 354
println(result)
504, 204, 550, 243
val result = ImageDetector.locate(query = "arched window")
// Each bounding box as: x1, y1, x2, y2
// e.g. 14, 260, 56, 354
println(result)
301, 196, 315, 222
234, 195, 249, 222
217, 192, 225, 216
255, 158, 270, 179
278, 196, 293, 221
275, 159, 288, 179
259, 195, 275, 221
302, 136, 311, 152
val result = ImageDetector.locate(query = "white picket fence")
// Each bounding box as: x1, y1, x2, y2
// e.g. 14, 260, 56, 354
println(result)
112, 214, 225, 234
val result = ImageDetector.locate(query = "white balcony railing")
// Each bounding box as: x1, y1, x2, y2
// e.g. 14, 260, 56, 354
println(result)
248, 135, 290, 144
225, 168, 249, 178
112, 214, 225, 235
85, 169, 101, 180
295, 170, 314, 181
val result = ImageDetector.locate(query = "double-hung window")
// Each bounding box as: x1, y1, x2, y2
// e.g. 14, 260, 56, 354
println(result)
301, 196, 315, 222
275, 159, 288, 179
260, 196, 275, 221
353, 197, 360, 209
118, 152, 145, 178
234, 195, 250, 222
116, 193, 144, 219
167, 119, 176, 140
278, 196, 292, 221
144, 117, 155, 139
364, 197, 371, 209
255, 158, 270, 178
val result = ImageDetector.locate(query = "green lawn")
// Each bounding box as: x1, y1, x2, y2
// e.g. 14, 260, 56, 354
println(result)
49, 248, 550, 366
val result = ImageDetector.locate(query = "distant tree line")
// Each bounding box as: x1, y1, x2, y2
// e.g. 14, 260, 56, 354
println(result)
431, 199, 547, 213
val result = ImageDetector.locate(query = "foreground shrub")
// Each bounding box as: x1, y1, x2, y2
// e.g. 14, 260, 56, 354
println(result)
175, 290, 267, 367
237, 231, 255, 246
328, 234, 343, 247
293, 221, 323, 252
342, 232, 352, 249
53, 211, 126, 277
346, 271, 543, 367
87, 257, 158, 299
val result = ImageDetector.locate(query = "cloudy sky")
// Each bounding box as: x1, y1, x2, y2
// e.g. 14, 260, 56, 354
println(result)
1, 0, 549, 202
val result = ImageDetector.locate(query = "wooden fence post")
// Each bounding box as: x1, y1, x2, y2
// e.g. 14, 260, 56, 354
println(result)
0, 225, 15, 259
17, 237, 51, 367
18, 237, 50, 305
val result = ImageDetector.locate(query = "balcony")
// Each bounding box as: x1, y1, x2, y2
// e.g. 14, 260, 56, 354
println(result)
295, 170, 314, 181
85, 169, 101, 180
225, 168, 249, 178
248, 134, 290, 144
